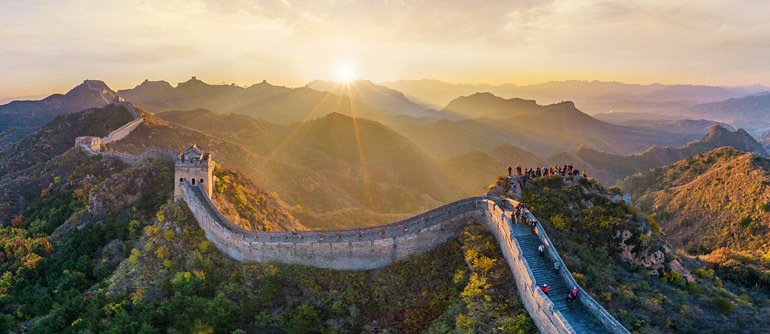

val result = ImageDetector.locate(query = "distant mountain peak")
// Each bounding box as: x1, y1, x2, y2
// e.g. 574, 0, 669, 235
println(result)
699, 124, 768, 157
702, 124, 734, 141
178, 76, 208, 88
442, 92, 540, 119
66, 79, 113, 96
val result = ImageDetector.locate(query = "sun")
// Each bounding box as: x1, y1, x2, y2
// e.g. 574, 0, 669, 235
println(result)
335, 62, 357, 83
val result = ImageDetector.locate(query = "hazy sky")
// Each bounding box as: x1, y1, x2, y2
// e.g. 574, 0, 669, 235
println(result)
2, 0, 770, 98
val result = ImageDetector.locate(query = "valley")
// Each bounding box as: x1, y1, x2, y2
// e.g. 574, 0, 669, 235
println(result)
1, 77, 769, 334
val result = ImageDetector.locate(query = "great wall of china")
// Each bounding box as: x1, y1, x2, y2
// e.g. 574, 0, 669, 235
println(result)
75, 96, 629, 333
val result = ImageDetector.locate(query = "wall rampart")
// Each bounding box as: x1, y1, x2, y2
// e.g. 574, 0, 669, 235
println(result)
181, 182, 629, 333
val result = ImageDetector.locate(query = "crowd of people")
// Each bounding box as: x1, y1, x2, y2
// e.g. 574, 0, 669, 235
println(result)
506, 164, 587, 193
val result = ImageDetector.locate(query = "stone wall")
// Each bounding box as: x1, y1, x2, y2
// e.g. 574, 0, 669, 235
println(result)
484, 201, 576, 334
181, 182, 630, 334
101, 117, 144, 144
183, 182, 483, 269
82, 146, 176, 166
73, 101, 143, 150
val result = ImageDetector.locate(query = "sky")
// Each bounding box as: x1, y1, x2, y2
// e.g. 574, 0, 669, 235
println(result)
2, 0, 770, 98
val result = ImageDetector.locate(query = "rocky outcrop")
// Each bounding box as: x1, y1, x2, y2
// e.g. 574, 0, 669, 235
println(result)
616, 229, 693, 281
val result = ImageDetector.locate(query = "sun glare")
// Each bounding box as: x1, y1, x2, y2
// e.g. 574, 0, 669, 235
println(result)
335, 62, 357, 83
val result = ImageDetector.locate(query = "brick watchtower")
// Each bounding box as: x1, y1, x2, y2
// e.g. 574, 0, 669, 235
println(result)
174, 144, 214, 200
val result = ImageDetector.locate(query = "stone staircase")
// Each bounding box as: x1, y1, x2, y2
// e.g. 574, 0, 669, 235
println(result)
512, 222, 610, 333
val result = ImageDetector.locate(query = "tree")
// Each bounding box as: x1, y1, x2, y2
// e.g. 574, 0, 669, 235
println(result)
286, 304, 321, 334
10, 215, 25, 228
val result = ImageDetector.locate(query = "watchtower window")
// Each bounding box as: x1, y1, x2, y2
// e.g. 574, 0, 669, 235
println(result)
199, 178, 204, 184
191, 178, 196, 185
179, 178, 183, 182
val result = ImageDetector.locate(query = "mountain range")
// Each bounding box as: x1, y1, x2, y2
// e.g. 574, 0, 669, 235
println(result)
118, 78, 390, 124
380, 79, 768, 113
2, 78, 770, 333
690, 92, 770, 131
3, 79, 767, 218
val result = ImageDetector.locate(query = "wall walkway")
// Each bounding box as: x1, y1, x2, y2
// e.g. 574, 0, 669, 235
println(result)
181, 182, 629, 334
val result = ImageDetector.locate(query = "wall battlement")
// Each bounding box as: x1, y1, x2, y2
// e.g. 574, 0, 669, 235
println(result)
181, 179, 629, 334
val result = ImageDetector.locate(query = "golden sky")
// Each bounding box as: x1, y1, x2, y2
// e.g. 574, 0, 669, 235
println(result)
2, 0, 769, 97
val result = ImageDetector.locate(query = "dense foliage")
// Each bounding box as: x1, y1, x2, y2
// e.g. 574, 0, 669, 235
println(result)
213, 167, 302, 232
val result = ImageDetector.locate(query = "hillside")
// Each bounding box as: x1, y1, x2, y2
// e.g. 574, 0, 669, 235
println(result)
0, 80, 114, 148
158, 109, 287, 154
109, 112, 449, 226
119, 77, 390, 124
548, 125, 769, 185
390, 99, 694, 158
517, 175, 770, 332
156, 110, 453, 206
212, 168, 305, 232
0, 103, 134, 177
443, 144, 545, 195
621, 148, 770, 288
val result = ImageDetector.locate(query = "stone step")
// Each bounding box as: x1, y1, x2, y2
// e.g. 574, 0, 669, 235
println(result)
511, 231, 612, 334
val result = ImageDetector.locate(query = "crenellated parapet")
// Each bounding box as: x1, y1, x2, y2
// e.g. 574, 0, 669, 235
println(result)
180, 175, 629, 333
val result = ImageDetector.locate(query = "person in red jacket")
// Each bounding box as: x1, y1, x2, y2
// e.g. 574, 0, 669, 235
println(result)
541, 284, 550, 295
571, 287, 579, 301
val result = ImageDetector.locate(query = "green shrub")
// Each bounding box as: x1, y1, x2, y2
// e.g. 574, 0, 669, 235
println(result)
711, 297, 735, 314
286, 304, 321, 334
550, 214, 570, 230
695, 268, 714, 280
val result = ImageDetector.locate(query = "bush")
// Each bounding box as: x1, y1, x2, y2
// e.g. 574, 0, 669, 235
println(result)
550, 215, 569, 230
647, 216, 661, 234
711, 297, 735, 314
695, 268, 714, 280
286, 304, 321, 334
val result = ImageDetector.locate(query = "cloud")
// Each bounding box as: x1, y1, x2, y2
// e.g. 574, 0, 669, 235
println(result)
2, 0, 770, 96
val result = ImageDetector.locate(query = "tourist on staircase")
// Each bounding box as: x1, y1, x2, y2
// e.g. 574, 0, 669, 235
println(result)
554, 261, 560, 273
541, 284, 550, 296
538, 244, 545, 257
571, 287, 579, 301
566, 294, 574, 308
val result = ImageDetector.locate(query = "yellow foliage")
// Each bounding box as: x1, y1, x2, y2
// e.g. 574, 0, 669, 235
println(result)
131, 288, 146, 304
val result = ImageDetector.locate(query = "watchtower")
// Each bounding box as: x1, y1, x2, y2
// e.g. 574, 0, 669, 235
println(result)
174, 144, 214, 200
75, 136, 101, 152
